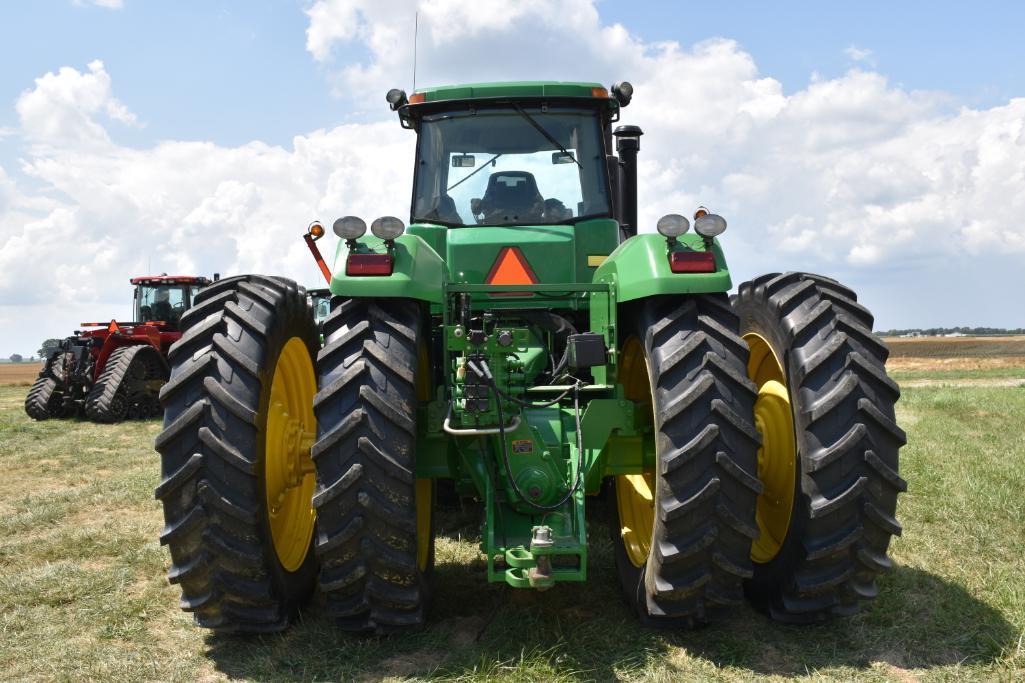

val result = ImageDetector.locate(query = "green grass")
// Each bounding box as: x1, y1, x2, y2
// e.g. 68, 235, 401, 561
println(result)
0, 380, 1023, 682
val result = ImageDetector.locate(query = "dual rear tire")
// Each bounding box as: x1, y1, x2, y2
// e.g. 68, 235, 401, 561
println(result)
610, 274, 905, 624
154, 278, 431, 633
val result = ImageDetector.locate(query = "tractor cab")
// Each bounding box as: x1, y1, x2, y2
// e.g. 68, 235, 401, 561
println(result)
132, 275, 210, 326
314, 82, 643, 296
408, 97, 614, 228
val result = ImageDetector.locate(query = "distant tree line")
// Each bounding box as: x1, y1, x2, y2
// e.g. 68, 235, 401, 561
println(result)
877, 327, 1025, 336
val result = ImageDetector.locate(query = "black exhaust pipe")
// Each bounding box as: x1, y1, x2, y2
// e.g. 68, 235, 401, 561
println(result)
613, 125, 643, 238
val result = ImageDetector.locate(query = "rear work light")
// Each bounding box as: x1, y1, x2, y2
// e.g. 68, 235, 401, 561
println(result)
669, 251, 716, 273
346, 253, 393, 276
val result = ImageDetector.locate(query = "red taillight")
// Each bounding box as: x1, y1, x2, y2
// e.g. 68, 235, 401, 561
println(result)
669, 251, 716, 273
346, 253, 393, 276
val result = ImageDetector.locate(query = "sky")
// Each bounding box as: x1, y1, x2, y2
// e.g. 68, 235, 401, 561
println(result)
0, 0, 1023, 355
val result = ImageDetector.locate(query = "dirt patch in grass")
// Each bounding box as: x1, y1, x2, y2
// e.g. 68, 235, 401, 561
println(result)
363, 648, 446, 681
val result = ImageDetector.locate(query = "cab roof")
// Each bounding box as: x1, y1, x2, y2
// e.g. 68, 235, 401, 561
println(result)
130, 275, 211, 285
412, 81, 610, 104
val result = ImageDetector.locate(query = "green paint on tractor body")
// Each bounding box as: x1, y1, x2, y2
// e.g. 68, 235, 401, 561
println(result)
413, 80, 611, 103
328, 81, 731, 588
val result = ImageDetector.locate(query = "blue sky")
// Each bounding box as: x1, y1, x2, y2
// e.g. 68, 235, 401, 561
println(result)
3, 1, 1023, 147
0, 0, 1023, 355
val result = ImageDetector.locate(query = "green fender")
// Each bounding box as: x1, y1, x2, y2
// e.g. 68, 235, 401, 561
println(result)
329, 234, 446, 303
592, 233, 732, 302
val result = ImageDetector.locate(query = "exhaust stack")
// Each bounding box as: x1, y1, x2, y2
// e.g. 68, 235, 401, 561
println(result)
613, 125, 643, 238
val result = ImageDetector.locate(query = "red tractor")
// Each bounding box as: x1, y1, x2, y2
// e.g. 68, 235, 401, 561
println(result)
25, 275, 213, 422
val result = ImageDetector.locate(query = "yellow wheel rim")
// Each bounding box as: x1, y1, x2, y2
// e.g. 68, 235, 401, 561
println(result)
415, 342, 432, 572
617, 473, 655, 567
265, 337, 317, 572
616, 337, 656, 568
745, 333, 797, 564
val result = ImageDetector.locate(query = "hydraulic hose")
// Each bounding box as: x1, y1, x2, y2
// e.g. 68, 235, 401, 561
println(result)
469, 360, 585, 513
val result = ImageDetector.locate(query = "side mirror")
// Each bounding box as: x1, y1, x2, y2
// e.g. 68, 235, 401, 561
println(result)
451, 154, 476, 168
552, 151, 576, 164
470, 198, 482, 215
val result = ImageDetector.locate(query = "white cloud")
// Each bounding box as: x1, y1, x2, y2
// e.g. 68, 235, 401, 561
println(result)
845, 45, 875, 65
3, 2, 1025, 355
73, 0, 124, 9
15, 60, 139, 149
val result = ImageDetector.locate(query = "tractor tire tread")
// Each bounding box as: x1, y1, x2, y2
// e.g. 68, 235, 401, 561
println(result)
25, 376, 60, 420
154, 274, 318, 633
312, 297, 430, 634
736, 271, 905, 621
86, 344, 167, 422
614, 293, 761, 625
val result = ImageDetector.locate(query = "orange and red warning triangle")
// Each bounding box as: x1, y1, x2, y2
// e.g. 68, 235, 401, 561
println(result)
485, 246, 539, 287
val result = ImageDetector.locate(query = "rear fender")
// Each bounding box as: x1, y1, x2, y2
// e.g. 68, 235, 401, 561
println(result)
329, 234, 446, 303
593, 233, 732, 302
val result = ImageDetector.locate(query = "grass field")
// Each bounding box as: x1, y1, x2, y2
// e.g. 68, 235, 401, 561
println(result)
1, 342, 1023, 681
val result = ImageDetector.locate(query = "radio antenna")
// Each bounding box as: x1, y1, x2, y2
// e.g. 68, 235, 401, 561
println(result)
412, 11, 419, 91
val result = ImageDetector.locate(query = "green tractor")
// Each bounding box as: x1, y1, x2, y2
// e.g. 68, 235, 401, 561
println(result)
155, 81, 905, 633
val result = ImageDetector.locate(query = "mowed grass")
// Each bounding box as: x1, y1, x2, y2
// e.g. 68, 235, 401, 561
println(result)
1, 376, 1023, 681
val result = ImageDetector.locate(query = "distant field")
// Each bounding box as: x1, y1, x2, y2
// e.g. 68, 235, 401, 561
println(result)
0, 363, 42, 386
884, 335, 1025, 358
884, 336, 1025, 379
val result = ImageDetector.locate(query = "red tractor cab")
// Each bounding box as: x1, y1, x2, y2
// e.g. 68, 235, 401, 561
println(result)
130, 275, 210, 352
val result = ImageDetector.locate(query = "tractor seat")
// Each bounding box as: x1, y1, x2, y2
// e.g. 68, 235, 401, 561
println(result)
151, 301, 173, 322
477, 171, 544, 224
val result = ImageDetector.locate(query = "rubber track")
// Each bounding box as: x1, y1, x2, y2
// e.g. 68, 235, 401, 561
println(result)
154, 274, 316, 633
737, 271, 906, 622
84, 345, 164, 422
312, 298, 428, 633
24, 375, 59, 420
630, 294, 761, 623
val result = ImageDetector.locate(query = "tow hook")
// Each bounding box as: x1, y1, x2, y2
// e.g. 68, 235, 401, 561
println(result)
527, 525, 555, 590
